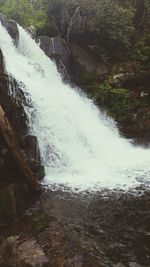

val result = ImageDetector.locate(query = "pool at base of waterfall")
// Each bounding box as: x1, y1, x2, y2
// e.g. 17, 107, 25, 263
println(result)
1, 188, 149, 267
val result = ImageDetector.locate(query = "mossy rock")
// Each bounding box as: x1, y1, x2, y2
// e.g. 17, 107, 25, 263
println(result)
32, 210, 49, 232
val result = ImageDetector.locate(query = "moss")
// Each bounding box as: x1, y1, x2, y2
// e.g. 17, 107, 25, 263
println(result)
32, 210, 49, 232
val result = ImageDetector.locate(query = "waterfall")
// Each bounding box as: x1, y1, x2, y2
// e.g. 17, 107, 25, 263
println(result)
0, 22, 150, 191
51, 37, 55, 54
59, 59, 70, 81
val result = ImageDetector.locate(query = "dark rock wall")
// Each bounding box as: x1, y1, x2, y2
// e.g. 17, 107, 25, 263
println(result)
0, 15, 44, 222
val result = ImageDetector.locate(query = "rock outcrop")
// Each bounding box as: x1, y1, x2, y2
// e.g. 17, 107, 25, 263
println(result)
0, 235, 49, 267
0, 14, 44, 222
37, 35, 108, 84
38, 35, 71, 80
22, 135, 45, 180
0, 13, 19, 45
70, 43, 108, 84
26, 25, 37, 39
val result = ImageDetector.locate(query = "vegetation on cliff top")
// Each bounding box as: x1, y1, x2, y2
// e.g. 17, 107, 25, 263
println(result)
0, 0, 149, 67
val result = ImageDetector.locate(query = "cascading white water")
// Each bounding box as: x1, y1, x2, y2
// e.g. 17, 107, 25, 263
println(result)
0, 22, 150, 190
51, 37, 55, 54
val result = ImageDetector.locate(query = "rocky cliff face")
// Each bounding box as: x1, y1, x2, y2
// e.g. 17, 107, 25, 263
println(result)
0, 14, 44, 223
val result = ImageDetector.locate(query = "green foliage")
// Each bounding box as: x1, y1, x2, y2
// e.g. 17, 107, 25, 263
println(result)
92, 82, 148, 120
86, 0, 134, 56
132, 33, 150, 69
0, 0, 149, 66
78, 65, 97, 85
46, 0, 135, 59
0, 0, 52, 33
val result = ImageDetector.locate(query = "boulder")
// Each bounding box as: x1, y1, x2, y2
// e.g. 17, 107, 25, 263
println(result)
38, 36, 71, 65
37, 35, 71, 80
22, 135, 41, 162
29, 160, 45, 180
0, 235, 50, 267
0, 13, 19, 45
70, 43, 108, 85
26, 25, 37, 39
71, 43, 107, 76
21, 135, 45, 180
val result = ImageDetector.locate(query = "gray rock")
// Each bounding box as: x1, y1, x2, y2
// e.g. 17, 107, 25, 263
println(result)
71, 43, 108, 76
37, 35, 71, 80
0, 13, 19, 45
37, 36, 71, 66
129, 262, 143, 267
26, 25, 37, 39
113, 264, 125, 267
0, 235, 50, 267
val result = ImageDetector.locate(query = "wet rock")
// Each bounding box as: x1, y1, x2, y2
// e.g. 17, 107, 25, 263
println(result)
0, 184, 16, 222
0, 49, 4, 74
26, 25, 37, 39
0, 13, 19, 45
0, 74, 27, 139
113, 264, 125, 267
21, 135, 45, 179
0, 235, 49, 267
22, 135, 41, 162
0, 144, 23, 183
38, 36, 70, 65
129, 262, 143, 267
37, 35, 71, 80
29, 160, 45, 180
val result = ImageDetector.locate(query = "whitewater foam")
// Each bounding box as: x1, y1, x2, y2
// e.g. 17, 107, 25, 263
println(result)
0, 22, 150, 191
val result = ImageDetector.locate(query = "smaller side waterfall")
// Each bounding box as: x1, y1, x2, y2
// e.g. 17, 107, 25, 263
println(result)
51, 37, 55, 54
